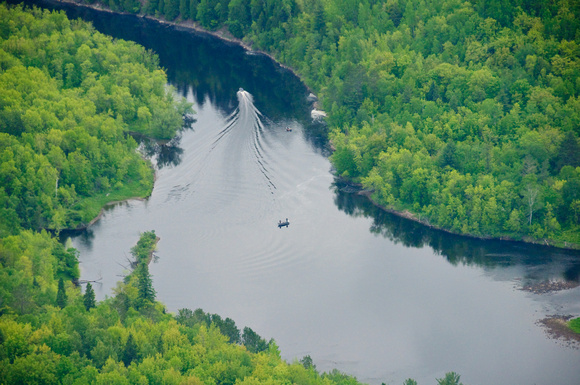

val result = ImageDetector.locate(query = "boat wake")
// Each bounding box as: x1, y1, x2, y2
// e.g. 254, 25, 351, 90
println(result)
162, 89, 277, 207
213, 89, 276, 193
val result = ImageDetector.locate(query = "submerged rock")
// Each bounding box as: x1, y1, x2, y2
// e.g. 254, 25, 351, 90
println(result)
521, 280, 579, 294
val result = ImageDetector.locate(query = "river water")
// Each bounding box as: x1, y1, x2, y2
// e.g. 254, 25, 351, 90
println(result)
23, 2, 580, 384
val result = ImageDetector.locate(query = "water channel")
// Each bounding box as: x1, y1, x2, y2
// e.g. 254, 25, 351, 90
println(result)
21, 1, 580, 384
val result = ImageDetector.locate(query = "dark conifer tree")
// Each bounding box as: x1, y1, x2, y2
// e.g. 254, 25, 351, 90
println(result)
83, 282, 96, 311
556, 131, 580, 171
137, 263, 156, 308
56, 277, 67, 309
122, 333, 138, 366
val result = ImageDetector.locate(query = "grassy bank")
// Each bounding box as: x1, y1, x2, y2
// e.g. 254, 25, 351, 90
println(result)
569, 317, 580, 334
73, 170, 154, 228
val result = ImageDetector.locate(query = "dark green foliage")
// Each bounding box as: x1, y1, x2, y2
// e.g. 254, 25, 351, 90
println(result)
179, 0, 190, 19
226, 0, 580, 246
438, 141, 459, 170
122, 0, 142, 13
164, 0, 180, 20
174, 308, 242, 343
56, 277, 67, 309
126, 231, 158, 309
175, 307, 211, 327
301, 355, 316, 370
437, 372, 463, 385
242, 326, 269, 353
228, 0, 251, 37
136, 263, 156, 308
0, 6, 410, 385
121, 333, 138, 366
83, 282, 96, 311
197, 0, 228, 29
211, 314, 241, 343
189, 0, 199, 19
144, 0, 159, 15
556, 131, 580, 171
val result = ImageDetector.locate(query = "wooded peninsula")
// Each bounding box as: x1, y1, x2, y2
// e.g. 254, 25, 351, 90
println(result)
1, 0, 579, 384
61, 0, 580, 247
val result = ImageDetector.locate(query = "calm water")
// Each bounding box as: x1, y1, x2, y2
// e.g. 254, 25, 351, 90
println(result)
24, 2, 580, 384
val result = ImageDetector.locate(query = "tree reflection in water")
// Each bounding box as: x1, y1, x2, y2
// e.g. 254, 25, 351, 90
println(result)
332, 179, 580, 285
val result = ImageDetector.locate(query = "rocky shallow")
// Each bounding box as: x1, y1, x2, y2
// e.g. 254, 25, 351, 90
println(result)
521, 280, 579, 294
537, 316, 580, 348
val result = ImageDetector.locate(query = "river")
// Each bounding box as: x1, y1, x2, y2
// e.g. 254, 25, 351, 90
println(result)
19, 1, 580, 384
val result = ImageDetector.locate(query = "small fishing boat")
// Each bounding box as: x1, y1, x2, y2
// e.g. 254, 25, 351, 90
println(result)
278, 219, 290, 228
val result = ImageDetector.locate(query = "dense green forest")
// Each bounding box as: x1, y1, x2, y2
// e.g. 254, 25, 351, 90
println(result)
79, 0, 580, 247
0, 4, 474, 384
0, 2, 192, 234
1, 0, 579, 383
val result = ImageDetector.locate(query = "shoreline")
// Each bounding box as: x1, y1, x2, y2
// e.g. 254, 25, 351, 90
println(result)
357, 188, 580, 251
84, 196, 148, 228
54, 0, 313, 93
537, 316, 580, 349
48, 0, 579, 251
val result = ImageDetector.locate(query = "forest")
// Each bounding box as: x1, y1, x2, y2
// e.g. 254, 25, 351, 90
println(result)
78, 0, 580, 247
0, 2, 192, 235
2, 0, 580, 383
0, 3, 475, 384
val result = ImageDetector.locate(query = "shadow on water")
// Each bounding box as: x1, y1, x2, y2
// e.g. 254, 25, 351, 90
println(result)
333, 180, 580, 285
23, 0, 580, 285
15, 0, 329, 151
141, 137, 186, 169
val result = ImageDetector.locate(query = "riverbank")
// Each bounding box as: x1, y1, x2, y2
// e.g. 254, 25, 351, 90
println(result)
47, 0, 579, 252
538, 316, 580, 349
54, 0, 313, 93
356, 188, 580, 251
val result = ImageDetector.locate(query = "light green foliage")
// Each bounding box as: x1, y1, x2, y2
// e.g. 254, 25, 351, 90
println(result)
118, 0, 580, 245
130, 230, 158, 264
0, 4, 192, 233
569, 317, 580, 334
0, 231, 386, 385
205, 0, 580, 246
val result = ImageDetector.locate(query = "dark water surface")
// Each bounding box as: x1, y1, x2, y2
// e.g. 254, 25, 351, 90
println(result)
20, 2, 580, 384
